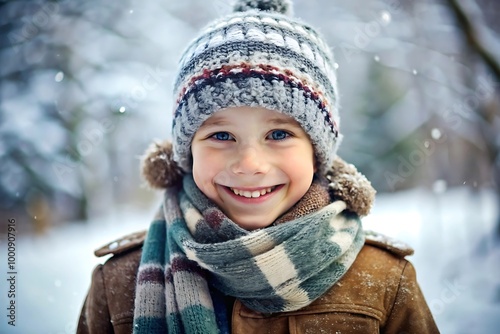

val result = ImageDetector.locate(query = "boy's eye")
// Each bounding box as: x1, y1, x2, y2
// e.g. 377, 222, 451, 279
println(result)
211, 132, 233, 141
269, 130, 290, 141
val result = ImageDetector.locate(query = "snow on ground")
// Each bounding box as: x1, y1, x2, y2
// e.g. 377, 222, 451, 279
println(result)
0, 208, 152, 334
364, 187, 500, 334
0, 187, 499, 334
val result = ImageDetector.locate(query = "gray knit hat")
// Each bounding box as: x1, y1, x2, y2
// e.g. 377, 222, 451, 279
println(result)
172, 0, 341, 174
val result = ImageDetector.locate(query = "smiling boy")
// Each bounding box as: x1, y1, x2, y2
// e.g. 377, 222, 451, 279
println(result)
192, 106, 315, 230
78, 1, 439, 333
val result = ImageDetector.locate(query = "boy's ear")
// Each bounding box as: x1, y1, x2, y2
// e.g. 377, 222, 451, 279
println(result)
141, 141, 184, 189
312, 153, 318, 173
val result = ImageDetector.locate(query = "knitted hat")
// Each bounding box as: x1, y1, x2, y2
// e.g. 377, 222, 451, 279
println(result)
172, 0, 341, 174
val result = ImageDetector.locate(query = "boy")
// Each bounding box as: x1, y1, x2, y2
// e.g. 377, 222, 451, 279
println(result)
78, 0, 440, 333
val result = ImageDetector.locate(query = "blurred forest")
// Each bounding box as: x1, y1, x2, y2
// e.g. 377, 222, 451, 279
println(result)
0, 0, 499, 234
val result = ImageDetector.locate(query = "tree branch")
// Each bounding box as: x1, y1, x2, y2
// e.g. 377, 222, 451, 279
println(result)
444, 0, 500, 82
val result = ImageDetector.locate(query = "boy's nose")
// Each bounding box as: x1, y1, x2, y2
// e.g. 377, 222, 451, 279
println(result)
229, 146, 270, 175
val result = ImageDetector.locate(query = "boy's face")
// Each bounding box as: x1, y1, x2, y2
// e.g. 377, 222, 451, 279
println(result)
191, 106, 315, 230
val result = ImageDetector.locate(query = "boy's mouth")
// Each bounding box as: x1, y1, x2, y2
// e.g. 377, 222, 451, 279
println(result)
227, 186, 279, 199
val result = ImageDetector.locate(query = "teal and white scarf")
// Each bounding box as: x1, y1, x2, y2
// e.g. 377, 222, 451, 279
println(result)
133, 175, 364, 333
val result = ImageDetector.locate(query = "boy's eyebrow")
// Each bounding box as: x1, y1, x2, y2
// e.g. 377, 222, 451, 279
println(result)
267, 117, 302, 128
199, 118, 230, 128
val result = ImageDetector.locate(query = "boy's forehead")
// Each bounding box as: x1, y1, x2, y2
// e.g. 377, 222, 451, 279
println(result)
200, 107, 302, 127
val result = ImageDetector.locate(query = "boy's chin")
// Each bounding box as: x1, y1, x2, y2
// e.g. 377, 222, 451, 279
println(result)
227, 213, 277, 231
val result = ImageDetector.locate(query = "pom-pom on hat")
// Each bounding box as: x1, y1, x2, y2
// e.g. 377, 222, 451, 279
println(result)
172, 0, 341, 174
233, 0, 294, 16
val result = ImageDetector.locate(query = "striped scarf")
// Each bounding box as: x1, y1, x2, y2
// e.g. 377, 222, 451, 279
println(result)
133, 175, 364, 333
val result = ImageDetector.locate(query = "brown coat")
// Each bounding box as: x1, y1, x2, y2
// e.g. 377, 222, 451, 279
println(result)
77, 230, 439, 334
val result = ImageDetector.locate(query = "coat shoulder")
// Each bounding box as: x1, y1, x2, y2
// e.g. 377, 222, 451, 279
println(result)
94, 230, 147, 257
80, 231, 145, 333
363, 230, 414, 258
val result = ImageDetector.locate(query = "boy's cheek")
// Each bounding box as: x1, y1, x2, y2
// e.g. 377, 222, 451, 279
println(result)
192, 151, 224, 183
193, 150, 220, 169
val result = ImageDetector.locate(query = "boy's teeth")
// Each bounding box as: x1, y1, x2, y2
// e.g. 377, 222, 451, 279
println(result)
231, 187, 275, 198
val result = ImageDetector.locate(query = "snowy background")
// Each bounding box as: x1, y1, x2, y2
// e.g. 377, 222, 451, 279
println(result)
1, 0, 500, 333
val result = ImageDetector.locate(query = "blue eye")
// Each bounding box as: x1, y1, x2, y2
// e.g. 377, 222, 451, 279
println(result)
212, 132, 232, 141
269, 130, 289, 140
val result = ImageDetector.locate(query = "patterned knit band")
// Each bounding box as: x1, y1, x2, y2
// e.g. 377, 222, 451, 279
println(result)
172, 0, 341, 174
